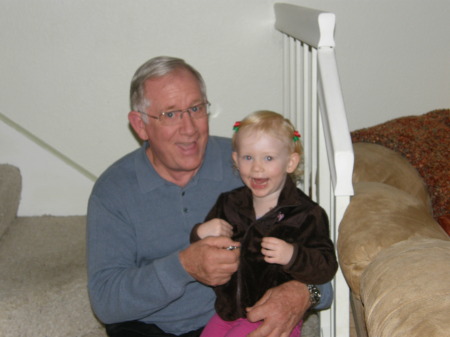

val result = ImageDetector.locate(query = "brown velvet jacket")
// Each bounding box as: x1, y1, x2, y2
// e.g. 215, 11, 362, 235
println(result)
191, 178, 338, 321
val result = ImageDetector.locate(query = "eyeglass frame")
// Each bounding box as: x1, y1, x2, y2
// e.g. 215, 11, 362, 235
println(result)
138, 101, 210, 124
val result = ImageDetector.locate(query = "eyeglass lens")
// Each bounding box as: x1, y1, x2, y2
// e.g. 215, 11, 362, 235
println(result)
161, 103, 208, 123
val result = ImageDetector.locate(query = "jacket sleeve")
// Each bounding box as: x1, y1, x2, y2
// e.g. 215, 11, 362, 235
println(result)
189, 193, 227, 243
283, 206, 338, 285
189, 223, 202, 243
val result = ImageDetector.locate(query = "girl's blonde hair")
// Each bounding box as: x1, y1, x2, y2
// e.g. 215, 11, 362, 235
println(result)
232, 110, 304, 182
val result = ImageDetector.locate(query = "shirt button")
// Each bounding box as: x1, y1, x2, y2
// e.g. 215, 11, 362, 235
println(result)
183, 208, 188, 213
181, 191, 186, 196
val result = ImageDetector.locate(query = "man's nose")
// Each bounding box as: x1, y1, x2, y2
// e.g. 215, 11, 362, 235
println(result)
179, 111, 197, 133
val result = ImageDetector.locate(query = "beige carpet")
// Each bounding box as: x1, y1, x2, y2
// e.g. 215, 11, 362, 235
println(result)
0, 215, 106, 337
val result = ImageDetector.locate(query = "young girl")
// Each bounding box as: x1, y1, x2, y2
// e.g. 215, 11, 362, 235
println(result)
190, 110, 338, 337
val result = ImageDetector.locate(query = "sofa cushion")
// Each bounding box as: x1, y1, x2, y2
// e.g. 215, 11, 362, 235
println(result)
361, 238, 450, 337
351, 109, 450, 234
337, 182, 448, 297
352, 143, 431, 210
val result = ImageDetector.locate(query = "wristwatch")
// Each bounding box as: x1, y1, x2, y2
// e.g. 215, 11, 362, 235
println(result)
307, 284, 321, 307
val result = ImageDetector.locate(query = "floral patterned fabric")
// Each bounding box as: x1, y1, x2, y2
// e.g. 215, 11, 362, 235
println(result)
351, 109, 450, 235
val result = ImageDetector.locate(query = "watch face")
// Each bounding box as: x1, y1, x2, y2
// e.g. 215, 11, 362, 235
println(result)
307, 284, 321, 306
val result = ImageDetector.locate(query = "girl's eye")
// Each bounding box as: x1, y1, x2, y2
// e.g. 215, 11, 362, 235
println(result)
243, 155, 252, 160
265, 156, 273, 161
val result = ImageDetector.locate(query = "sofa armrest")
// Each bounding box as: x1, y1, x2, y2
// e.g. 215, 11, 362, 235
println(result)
361, 238, 450, 337
353, 143, 431, 209
0, 164, 21, 238
338, 181, 447, 298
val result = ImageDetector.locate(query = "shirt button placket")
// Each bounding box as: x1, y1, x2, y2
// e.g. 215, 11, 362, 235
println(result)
181, 190, 188, 213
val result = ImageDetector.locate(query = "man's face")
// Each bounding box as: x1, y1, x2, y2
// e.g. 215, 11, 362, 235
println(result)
131, 68, 209, 184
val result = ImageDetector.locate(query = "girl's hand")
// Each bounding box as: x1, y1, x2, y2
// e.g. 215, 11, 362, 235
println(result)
197, 218, 233, 239
261, 237, 294, 265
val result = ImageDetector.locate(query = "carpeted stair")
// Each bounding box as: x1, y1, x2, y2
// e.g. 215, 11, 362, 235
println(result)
0, 164, 105, 337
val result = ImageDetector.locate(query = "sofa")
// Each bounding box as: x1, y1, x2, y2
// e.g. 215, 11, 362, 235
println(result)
337, 110, 450, 337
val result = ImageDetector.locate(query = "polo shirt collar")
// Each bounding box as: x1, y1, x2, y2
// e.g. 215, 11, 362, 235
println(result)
198, 136, 225, 182
135, 137, 226, 193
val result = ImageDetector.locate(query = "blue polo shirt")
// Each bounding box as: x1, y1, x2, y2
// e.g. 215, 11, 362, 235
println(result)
87, 136, 243, 334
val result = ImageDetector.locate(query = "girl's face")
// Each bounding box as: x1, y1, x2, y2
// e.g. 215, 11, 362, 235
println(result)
232, 129, 300, 202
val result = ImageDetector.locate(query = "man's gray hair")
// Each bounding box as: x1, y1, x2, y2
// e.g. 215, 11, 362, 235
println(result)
130, 56, 207, 113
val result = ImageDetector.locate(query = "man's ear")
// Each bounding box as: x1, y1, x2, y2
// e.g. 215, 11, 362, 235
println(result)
286, 152, 300, 174
128, 111, 149, 141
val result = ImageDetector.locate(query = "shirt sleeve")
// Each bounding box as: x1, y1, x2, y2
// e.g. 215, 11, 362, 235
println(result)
314, 282, 333, 310
86, 193, 195, 324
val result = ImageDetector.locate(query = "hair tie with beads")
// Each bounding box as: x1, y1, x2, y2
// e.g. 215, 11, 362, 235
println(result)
233, 121, 241, 132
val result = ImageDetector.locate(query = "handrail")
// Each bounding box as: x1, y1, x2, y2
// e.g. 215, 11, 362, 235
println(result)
0, 112, 97, 181
275, 3, 354, 196
317, 49, 354, 196
275, 3, 335, 48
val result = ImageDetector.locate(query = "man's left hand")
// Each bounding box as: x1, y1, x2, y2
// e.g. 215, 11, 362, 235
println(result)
246, 281, 310, 337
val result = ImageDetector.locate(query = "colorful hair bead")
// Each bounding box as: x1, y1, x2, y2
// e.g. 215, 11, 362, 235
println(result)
293, 130, 301, 142
233, 121, 241, 132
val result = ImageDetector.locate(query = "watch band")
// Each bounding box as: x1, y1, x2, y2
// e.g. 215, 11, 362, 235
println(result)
307, 284, 321, 307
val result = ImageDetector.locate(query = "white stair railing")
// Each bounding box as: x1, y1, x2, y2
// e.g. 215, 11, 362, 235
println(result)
275, 3, 354, 337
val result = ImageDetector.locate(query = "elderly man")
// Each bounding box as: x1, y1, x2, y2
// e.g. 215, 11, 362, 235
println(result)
87, 56, 332, 337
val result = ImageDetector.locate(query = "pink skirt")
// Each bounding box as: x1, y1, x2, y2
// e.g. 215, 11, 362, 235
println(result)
200, 313, 302, 337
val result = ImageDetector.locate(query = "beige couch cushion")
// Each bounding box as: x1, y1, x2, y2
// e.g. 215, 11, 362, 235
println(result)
352, 143, 431, 209
338, 182, 448, 297
361, 238, 450, 337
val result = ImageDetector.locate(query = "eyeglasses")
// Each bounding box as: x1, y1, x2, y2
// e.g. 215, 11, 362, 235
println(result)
139, 102, 210, 125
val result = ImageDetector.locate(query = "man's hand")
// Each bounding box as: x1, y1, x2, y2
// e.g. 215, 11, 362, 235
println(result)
246, 281, 311, 337
196, 218, 233, 239
179, 236, 240, 286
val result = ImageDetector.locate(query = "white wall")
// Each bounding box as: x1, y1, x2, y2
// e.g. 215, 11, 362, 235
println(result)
0, 120, 93, 215
0, 0, 449, 216
299, 0, 450, 129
